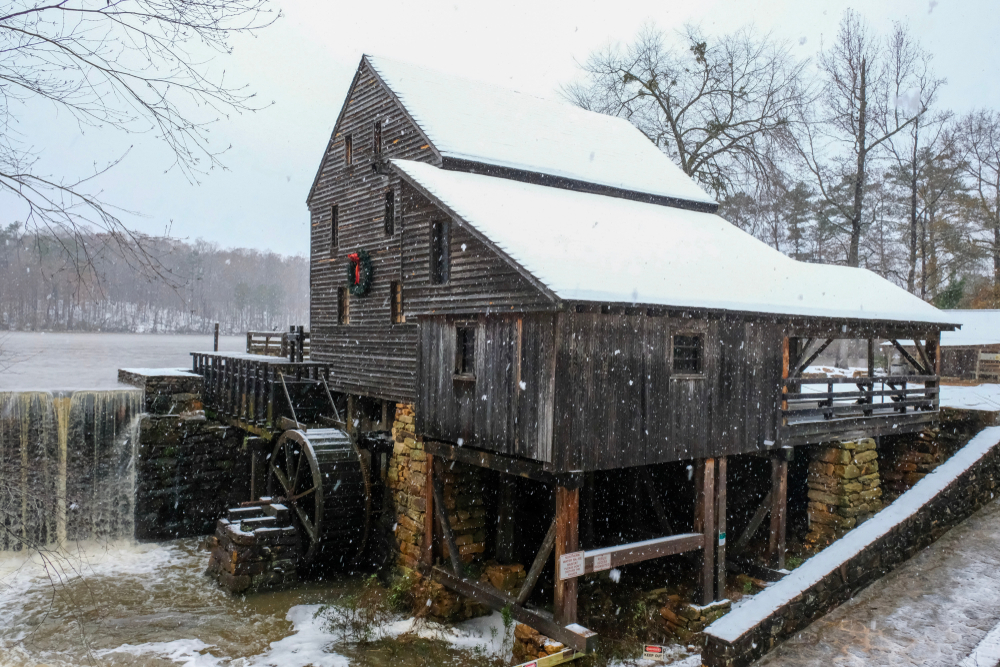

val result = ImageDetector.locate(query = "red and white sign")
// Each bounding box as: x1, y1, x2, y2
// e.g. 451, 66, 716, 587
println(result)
558, 550, 585, 580
643, 644, 668, 661
592, 552, 611, 572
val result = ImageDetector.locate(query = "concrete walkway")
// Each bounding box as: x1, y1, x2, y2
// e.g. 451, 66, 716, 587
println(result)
756, 498, 1000, 667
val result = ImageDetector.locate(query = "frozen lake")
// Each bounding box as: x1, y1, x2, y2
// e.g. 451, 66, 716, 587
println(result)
0, 332, 245, 391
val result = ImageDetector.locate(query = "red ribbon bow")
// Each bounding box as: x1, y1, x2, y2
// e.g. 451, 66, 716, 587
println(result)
348, 252, 360, 284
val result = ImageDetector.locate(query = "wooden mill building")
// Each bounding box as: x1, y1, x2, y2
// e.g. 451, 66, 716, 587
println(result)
196, 56, 959, 650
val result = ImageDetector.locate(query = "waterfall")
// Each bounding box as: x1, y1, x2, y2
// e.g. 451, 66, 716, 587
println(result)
0, 389, 143, 550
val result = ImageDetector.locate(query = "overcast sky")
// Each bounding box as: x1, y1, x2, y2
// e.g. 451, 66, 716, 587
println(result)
22, 0, 1000, 257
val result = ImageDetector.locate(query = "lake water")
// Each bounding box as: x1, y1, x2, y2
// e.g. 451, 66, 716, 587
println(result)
0, 332, 245, 391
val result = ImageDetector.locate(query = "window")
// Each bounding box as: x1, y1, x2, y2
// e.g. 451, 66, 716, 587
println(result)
673, 334, 703, 374
455, 324, 476, 378
390, 281, 405, 323
373, 120, 382, 156
430, 219, 450, 284
384, 190, 395, 237
344, 134, 353, 165
338, 287, 350, 325
329, 205, 339, 252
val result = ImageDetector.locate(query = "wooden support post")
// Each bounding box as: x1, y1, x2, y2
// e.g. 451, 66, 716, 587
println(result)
868, 338, 876, 377
517, 518, 558, 606
214, 323, 220, 352
554, 485, 580, 626
496, 478, 516, 563
422, 453, 435, 567
696, 458, 715, 606
768, 455, 788, 570
432, 460, 464, 577
715, 456, 727, 601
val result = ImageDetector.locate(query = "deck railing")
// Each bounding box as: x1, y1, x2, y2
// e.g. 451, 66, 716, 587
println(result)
245, 329, 310, 359
191, 352, 329, 428
777, 375, 939, 445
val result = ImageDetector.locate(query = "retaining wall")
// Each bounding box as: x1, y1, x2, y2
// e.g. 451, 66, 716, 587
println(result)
703, 426, 1000, 667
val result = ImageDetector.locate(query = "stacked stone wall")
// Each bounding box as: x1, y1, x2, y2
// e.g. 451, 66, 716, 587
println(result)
805, 438, 882, 549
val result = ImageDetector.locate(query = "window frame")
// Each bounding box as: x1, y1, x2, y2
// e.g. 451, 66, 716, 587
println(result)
338, 286, 350, 325
430, 219, 450, 285
329, 204, 339, 253
390, 280, 405, 324
344, 134, 353, 165
373, 120, 382, 156
454, 321, 476, 381
384, 190, 395, 237
671, 331, 705, 377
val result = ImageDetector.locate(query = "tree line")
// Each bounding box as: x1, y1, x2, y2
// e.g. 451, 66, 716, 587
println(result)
567, 10, 1000, 309
0, 225, 307, 334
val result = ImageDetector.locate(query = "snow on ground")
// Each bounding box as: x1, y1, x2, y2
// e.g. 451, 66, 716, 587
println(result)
707, 425, 1000, 644
939, 383, 1000, 412
959, 617, 1000, 667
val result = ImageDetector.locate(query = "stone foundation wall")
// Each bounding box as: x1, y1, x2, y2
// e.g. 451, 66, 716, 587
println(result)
881, 429, 943, 500
805, 439, 882, 549
388, 403, 489, 622
658, 595, 732, 645
513, 624, 567, 663
704, 427, 1000, 667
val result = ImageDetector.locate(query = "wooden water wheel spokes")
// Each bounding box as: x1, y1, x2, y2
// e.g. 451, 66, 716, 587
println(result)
266, 428, 368, 564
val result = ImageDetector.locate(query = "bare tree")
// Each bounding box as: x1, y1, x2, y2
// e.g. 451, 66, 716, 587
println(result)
0, 0, 279, 279
793, 11, 926, 267
955, 110, 1000, 299
564, 24, 807, 199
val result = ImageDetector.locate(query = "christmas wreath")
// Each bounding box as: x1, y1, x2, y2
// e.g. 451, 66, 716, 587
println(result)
346, 249, 373, 296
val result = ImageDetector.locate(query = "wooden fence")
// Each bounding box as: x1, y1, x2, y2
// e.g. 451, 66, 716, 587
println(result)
246, 329, 310, 359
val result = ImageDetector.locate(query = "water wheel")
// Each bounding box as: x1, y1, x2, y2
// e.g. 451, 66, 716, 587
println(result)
266, 428, 370, 564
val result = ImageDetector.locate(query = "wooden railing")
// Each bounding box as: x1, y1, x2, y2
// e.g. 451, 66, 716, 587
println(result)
778, 375, 939, 445
246, 329, 310, 360
191, 352, 330, 429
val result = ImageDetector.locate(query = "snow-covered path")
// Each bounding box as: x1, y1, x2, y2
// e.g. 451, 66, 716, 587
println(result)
755, 497, 1000, 666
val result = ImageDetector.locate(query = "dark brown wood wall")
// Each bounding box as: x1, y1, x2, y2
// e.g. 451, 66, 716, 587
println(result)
398, 182, 555, 316
416, 314, 556, 461
308, 61, 437, 402
550, 312, 785, 471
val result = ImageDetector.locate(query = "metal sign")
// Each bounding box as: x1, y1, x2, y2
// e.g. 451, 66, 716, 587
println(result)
642, 644, 669, 661
558, 550, 585, 580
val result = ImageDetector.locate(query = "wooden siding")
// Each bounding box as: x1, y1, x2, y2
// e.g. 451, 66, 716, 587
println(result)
416, 314, 556, 461
550, 312, 785, 472
307, 60, 437, 402
399, 182, 555, 316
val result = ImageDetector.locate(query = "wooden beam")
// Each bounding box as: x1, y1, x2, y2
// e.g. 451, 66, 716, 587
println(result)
554, 486, 580, 626
867, 339, 876, 377
768, 456, 788, 570
424, 440, 582, 488
715, 456, 727, 602
429, 565, 598, 653
793, 338, 834, 377
641, 469, 673, 535
729, 489, 772, 556
422, 453, 434, 567
890, 339, 929, 375
432, 460, 463, 577
575, 533, 702, 575
726, 556, 788, 582
517, 518, 558, 606
698, 458, 716, 606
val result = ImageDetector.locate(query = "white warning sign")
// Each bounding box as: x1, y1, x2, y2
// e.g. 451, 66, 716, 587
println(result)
558, 550, 585, 580
592, 552, 611, 572
642, 644, 669, 661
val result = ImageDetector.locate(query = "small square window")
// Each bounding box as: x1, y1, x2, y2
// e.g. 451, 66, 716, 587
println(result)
673, 334, 703, 374
344, 134, 353, 165
385, 190, 395, 237
390, 281, 405, 324
455, 324, 476, 378
338, 287, 350, 325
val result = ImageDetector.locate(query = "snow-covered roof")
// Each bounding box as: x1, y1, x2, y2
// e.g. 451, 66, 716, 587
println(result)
366, 55, 716, 207
391, 159, 957, 325
935, 310, 1000, 346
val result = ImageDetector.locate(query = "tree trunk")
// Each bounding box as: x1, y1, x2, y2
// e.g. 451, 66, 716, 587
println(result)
848, 58, 869, 268
907, 136, 919, 293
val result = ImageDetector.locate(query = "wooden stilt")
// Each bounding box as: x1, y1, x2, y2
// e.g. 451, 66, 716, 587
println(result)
517, 517, 558, 606
697, 458, 716, 606
768, 455, 788, 570
554, 485, 580, 626
422, 453, 435, 567
432, 460, 464, 577
496, 477, 515, 563
715, 456, 727, 601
